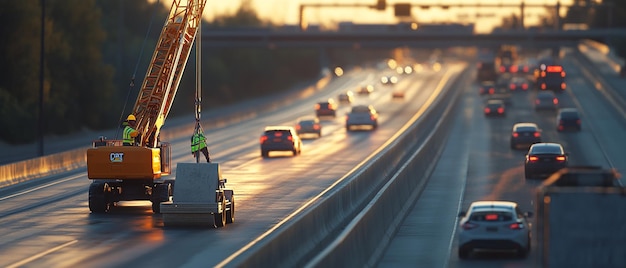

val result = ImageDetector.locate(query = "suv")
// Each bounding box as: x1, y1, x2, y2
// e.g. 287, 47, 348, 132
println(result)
457, 201, 533, 259
259, 126, 302, 158
315, 99, 337, 117
556, 108, 581, 132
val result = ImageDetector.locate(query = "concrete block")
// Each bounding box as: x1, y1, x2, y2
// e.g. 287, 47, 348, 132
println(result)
172, 162, 220, 203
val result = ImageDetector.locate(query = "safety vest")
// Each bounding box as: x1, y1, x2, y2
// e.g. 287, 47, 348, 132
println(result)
123, 126, 136, 145
191, 132, 207, 152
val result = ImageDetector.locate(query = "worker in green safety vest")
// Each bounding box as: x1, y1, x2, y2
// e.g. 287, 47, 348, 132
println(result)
191, 130, 210, 162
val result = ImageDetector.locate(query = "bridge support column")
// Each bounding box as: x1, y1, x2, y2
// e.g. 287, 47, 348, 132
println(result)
319, 47, 331, 77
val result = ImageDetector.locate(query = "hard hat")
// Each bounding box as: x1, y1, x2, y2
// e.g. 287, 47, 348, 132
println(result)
126, 114, 136, 121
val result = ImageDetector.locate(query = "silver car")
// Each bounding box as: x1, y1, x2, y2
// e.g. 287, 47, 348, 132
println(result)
457, 201, 533, 259
346, 105, 378, 131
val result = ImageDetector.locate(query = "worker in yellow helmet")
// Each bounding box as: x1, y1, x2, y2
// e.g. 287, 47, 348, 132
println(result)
123, 114, 139, 146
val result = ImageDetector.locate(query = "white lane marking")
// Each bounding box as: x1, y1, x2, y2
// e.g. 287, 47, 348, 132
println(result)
0, 173, 84, 201
7, 240, 78, 268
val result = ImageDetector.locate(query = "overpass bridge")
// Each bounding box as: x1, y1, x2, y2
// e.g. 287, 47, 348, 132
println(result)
202, 28, 626, 49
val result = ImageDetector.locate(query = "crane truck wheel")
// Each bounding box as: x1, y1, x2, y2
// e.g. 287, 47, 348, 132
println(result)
214, 197, 226, 228
226, 195, 235, 224
88, 181, 111, 213
151, 183, 172, 214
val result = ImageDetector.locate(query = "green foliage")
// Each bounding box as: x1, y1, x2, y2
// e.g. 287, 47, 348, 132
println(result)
0, 0, 115, 143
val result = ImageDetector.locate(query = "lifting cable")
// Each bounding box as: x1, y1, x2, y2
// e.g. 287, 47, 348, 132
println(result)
115, 0, 162, 140
193, 20, 206, 163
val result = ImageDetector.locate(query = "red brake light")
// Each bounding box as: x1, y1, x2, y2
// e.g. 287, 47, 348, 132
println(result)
541, 83, 546, 89
522, 84, 528, 90
556, 156, 566, 162
509, 223, 524, 230
547, 65, 563, 72
315, 104, 320, 110
510, 84, 515, 90
534, 132, 541, 137
484, 108, 491, 113
462, 222, 478, 230
489, 88, 495, 94
500, 66, 505, 72
370, 115, 376, 120
486, 214, 499, 221
561, 83, 566, 90
314, 124, 320, 130
553, 98, 559, 105
528, 156, 539, 162
287, 136, 293, 141
295, 125, 301, 130
260, 136, 268, 143
274, 132, 283, 137
512, 132, 519, 138
497, 107, 504, 113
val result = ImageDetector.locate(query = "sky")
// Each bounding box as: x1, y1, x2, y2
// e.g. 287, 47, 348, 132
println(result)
173, 0, 576, 33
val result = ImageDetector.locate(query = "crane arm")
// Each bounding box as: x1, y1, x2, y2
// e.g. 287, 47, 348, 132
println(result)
132, 0, 207, 147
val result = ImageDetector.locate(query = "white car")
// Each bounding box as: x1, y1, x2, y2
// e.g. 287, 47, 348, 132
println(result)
346, 105, 378, 131
457, 201, 533, 259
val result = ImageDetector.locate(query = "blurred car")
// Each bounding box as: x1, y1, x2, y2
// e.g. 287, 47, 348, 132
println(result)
380, 76, 398, 85
391, 90, 405, 99
315, 98, 337, 117
259, 126, 302, 158
357, 84, 375, 95
457, 201, 533, 259
534, 91, 558, 111
510, 123, 542, 150
525, 142, 568, 179
346, 105, 378, 131
478, 81, 496, 95
486, 88, 512, 106
509, 77, 529, 92
295, 117, 322, 138
556, 108, 581, 132
337, 91, 354, 104
483, 99, 506, 117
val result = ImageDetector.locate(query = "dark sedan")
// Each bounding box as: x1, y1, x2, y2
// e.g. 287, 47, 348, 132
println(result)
525, 143, 568, 180
556, 108, 581, 132
510, 123, 541, 150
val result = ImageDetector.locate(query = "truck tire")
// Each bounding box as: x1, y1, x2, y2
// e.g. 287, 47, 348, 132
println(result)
151, 183, 171, 214
89, 182, 110, 213
226, 195, 235, 224
458, 246, 470, 259
261, 150, 269, 158
214, 198, 226, 228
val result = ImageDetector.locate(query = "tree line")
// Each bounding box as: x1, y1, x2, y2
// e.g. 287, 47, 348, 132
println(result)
0, 0, 332, 144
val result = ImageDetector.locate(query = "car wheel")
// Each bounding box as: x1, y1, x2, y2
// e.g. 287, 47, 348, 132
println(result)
458, 246, 470, 259
261, 150, 269, 158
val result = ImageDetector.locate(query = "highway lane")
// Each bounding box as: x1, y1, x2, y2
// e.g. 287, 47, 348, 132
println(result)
0, 61, 465, 267
378, 50, 625, 267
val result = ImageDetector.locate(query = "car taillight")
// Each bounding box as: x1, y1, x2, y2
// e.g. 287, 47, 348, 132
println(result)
535, 99, 540, 104
512, 132, 519, 138
561, 83, 566, 90
553, 98, 559, 105
528, 156, 539, 162
534, 132, 541, 137
315, 104, 320, 110
295, 125, 301, 130
462, 222, 478, 230
370, 115, 376, 120
556, 155, 566, 162
498, 107, 504, 113
510, 84, 515, 90
500, 66, 505, 72
541, 83, 546, 90
260, 136, 268, 143
484, 108, 491, 113
314, 125, 320, 130
509, 222, 524, 230
522, 84, 528, 90
489, 88, 495, 94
